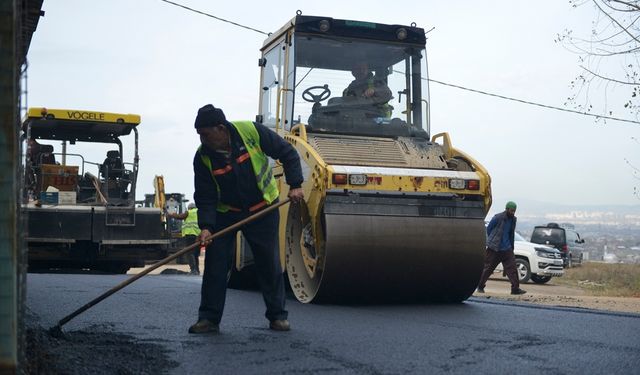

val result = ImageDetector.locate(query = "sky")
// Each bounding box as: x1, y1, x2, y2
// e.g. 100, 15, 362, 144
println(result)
25, 0, 640, 215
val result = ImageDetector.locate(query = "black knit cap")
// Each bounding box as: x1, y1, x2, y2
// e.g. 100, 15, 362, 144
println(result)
194, 104, 226, 129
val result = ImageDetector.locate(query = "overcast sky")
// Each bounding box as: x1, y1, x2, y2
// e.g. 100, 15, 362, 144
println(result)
25, 0, 640, 215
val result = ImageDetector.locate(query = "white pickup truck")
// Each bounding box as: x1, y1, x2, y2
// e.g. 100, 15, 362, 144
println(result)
496, 232, 565, 284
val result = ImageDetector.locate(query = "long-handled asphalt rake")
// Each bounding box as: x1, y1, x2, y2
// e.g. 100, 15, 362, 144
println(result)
49, 198, 290, 338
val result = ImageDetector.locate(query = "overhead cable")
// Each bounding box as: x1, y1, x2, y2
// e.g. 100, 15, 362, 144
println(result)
429, 78, 640, 125
158, 0, 639, 125
159, 0, 269, 35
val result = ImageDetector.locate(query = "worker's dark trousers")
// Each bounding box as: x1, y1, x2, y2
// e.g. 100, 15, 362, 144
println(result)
477, 248, 520, 291
198, 207, 287, 324
184, 235, 200, 275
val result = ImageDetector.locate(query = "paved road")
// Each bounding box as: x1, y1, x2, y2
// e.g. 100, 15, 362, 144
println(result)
26, 273, 640, 374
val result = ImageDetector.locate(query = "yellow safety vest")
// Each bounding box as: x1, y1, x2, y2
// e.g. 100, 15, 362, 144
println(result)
181, 208, 200, 236
199, 121, 279, 213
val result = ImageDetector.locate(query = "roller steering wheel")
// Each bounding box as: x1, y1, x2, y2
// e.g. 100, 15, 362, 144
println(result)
302, 85, 331, 104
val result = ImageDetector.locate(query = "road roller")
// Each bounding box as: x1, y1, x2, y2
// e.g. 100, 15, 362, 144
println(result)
232, 13, 492, 303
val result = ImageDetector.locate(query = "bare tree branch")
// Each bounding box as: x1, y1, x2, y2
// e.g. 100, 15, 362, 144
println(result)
610, 0, 640, 12
588, 17, 640, 43
626, 158, 640, 172
593, 0, 640, 44
593, 46, 640, 56
563, 1, 640, 120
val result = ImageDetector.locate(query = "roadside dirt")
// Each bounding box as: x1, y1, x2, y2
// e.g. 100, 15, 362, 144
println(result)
480, 277, 640, 314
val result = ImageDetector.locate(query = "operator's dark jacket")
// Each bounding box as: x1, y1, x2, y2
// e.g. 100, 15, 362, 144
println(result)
343, 72, 392, 104
193, 121, 303, 232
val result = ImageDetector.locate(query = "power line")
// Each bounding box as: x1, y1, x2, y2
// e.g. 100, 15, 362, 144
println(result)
159, 0, 269, 35
428, 78, 640, 125
158, 0, 640, 125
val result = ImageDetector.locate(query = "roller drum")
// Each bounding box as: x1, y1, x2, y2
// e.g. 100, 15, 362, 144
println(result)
286, 194, 486, 303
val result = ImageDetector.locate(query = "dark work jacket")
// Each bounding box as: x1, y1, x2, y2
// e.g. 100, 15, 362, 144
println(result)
193, 121, 303, 232
486, 211, 517, 252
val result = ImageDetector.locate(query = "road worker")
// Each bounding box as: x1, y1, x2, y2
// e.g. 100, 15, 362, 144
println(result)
477, 201, 527, 295
188, 104, 304, 334
168, 202, 201, 275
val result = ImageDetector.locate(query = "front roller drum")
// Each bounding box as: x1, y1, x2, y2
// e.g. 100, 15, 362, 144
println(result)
285, 201, 486, 303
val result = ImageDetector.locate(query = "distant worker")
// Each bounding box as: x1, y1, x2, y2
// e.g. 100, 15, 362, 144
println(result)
26, 138, 43, 192
39, 144, 56, 165
27, 138, 42, 166
188, 104, 304, 334
28, 139, 56, 165
167, 202, 201, 275
25, 139, 56, 197
101, 150, 124, 179
343, 62, 392, 116
476, 201, 527, 295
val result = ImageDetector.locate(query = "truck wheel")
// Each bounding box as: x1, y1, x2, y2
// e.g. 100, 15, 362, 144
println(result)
515, 258, 531, 283
531, 275, 552, 284
98, 263, 130, 274
176, 253, 190, 265
115, 266, 130, 274
227, 251, 259, 290
227, 265, 259, 289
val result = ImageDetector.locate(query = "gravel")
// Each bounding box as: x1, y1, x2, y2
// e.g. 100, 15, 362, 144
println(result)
24, 319, 178, 375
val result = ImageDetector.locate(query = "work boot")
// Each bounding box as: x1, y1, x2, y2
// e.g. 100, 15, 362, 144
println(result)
269, 319, 290, 332
188, 256, 197, 275
188, 319, 219, 334
511, 288, 527, 295
476, 287, 485, 293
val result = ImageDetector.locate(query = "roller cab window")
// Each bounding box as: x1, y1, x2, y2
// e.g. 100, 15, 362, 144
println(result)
291, 35, 429, 138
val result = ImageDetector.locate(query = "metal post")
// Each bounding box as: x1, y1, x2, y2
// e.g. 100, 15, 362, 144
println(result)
0, 1, 20, 372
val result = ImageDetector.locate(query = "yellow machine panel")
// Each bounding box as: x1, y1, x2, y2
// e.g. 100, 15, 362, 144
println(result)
25, 107, 140, 125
